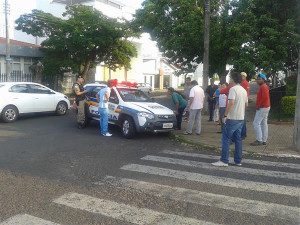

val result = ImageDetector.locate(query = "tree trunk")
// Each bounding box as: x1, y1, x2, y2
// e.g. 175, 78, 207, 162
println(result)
82, 60, 91, 81
203, 0, 210, 114
293, 46, 300, 152
219, 64, 227, 84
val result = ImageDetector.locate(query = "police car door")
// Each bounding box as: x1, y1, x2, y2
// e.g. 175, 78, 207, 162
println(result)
108, 88, 119, 122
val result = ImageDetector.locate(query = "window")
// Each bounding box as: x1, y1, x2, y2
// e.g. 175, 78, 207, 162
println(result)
109, 89, 119, 104
89, 86, 106, 98
24, 58, 33, 74
28, 84, 51, 94
12, 57, 21, 72
118, 88, 150, 102
10, 84, 29, 93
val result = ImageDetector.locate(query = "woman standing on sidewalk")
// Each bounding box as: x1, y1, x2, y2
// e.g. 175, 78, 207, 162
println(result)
168, 87, 187, 130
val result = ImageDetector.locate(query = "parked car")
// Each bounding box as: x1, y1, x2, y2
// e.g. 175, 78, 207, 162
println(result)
0, 82, 70, 122
83, 81, 176, 138
136, 83, 153, 94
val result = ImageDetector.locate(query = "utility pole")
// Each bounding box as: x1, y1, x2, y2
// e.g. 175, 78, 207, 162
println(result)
293, 45, 300, 151
5, 0, 11, 82
203, 0, 210, 112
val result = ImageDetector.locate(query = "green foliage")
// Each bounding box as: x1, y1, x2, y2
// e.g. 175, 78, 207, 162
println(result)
229, 0, 300, 78
15, 5, 138, 79
134, 0, 206, 72
281, 96, 296, 116
135, 0, 299, 81
286, 75, 298, 96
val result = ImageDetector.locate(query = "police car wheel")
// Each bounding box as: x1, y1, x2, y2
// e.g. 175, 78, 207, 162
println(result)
122, 116, 136, 139
2, 105, 18, 123
56, 101, 67, 116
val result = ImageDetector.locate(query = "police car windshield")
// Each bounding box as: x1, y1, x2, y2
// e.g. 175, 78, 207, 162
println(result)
118, 88, 151, 102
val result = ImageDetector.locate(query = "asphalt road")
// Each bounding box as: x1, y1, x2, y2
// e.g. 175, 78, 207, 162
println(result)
0, 98, 299, 225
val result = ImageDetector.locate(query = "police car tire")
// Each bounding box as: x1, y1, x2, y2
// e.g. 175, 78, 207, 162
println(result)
122, 116, 136, 139
2, 105, 18, 123
56, 101, 67, 116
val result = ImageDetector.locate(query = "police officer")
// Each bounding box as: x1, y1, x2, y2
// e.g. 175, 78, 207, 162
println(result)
73, 75, 88, 129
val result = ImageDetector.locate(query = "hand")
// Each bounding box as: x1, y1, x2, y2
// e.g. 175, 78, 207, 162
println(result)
256, 106, 260, 110
174, 110, 179, 115
84, 90, 88, 93
222, 117, 227, 124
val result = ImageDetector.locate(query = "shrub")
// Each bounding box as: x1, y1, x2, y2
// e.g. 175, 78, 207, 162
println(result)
281, 96, 296, 116
286, 75, 297, 96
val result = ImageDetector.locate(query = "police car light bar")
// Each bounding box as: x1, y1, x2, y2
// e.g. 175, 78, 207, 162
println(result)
110, 79, 137, 87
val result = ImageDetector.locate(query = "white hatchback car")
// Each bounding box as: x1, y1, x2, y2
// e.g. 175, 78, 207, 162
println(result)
0, 82, 70, 122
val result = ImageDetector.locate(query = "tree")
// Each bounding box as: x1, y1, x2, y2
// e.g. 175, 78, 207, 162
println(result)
15, 5, 138, 80
134, 0, 205, 72
134, 0, 233, 83
228, 0, 300, 79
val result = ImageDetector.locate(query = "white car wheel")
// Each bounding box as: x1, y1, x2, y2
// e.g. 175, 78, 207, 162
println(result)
2, 106, 18, 123
56, 102, 67, 116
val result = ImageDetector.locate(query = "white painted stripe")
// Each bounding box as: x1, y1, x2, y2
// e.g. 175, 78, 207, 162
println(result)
121, 164, 300, 197
53, 192, 219, 225
0, 214, 60, 225
141, 155, 300, 180
97, 176, 300, 223
161, 150, 300, 170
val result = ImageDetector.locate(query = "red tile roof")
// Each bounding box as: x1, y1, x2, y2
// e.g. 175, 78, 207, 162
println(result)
0, 38, 41, 48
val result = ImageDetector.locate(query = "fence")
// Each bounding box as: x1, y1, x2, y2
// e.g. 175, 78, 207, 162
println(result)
0, 71, 33, 82
269, 85, 286, 121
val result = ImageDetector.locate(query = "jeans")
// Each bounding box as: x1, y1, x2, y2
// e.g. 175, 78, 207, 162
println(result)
241, 112, 247, 137
253, 107, 270, 142
176, 107, 185, 130
219, 107, 226, 131
208, 101, 215, 121
186, 109, 202, 134
220, 119, 244, 164
99, 107, 109, 135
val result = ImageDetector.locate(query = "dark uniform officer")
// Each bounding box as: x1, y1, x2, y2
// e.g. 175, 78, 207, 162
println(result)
73, 75, 87, 129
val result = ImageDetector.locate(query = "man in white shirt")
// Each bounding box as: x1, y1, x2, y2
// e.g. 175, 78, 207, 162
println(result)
212, 72, 248, 167
183, 80, 205, 135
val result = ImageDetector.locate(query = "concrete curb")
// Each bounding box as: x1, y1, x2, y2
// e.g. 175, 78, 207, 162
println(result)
170, 132, 300, 159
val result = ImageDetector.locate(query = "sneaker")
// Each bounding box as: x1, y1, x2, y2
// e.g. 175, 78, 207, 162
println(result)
262, 142, 267, 145
183, 131, 192, 135
212, 161, 228, 167
250, 140, 263, 146
234, 162, 242, 166
196, 133, 200, 135
103, 133, 112, 137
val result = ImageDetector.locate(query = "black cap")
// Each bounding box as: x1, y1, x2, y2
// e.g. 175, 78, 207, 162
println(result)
77, 75, 84, 79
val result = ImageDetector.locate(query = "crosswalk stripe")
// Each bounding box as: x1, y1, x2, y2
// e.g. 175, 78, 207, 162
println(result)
121, 164, 300, 197
97, 176, 300, 223
141, 155, 300, 180
0, 214, 60, 225
161, 150, 300, 170
53, 192, 219, 225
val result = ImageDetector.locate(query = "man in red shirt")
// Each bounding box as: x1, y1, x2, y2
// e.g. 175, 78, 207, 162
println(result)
240, 72, 250, 139
251, 73, 270, 146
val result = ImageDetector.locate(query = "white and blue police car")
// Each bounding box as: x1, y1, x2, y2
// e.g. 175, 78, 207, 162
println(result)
84, 81, 176, 138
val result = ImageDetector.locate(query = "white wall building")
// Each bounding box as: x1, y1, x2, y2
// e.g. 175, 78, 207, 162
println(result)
0, 0, 182, 90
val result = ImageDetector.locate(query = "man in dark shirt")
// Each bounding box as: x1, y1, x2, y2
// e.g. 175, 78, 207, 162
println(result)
205, 78, 218, 121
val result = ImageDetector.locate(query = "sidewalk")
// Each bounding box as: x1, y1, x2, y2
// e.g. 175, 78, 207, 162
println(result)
172, 95, 300, 158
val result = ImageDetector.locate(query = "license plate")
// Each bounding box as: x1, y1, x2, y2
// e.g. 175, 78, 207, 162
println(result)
163, 123, 173, 129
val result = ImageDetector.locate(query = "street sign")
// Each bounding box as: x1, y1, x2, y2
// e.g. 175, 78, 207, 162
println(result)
5, 57, 12, 61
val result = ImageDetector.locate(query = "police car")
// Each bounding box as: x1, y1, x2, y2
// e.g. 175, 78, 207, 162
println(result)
84, 81, 176, 138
